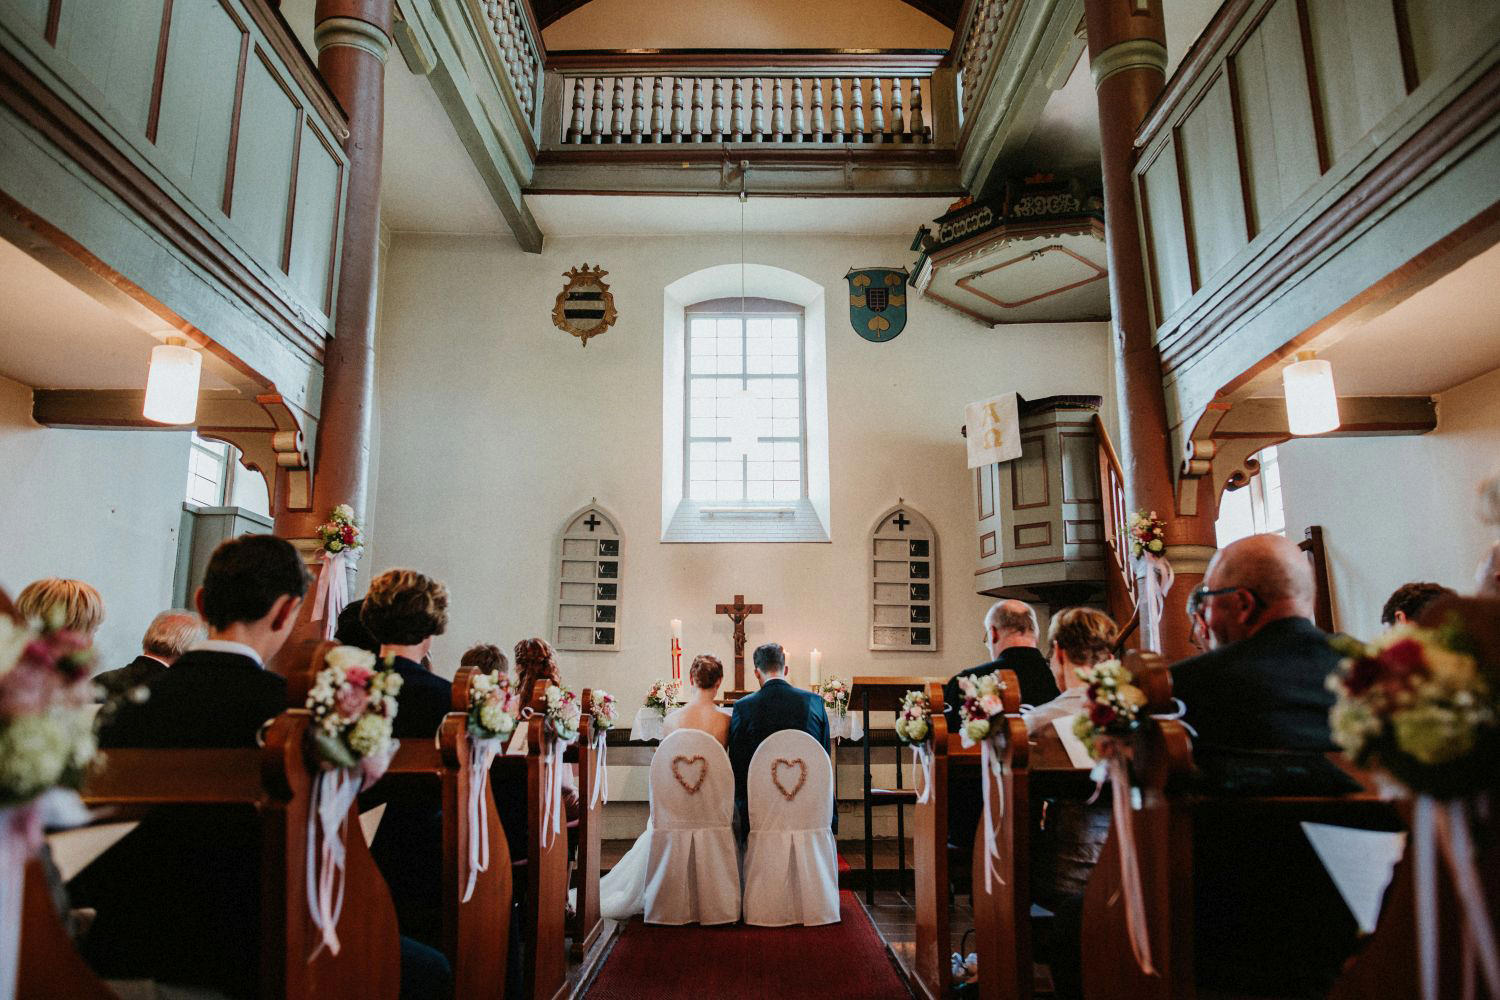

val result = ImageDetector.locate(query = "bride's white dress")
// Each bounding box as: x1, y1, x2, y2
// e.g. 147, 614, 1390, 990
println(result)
599, 715, 726, 920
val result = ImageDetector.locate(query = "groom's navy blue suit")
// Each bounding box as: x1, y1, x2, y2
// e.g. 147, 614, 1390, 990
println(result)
728, 676, 834, 840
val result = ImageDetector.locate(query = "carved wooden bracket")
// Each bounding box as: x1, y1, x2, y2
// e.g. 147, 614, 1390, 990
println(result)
1176, 395, 1437, 518
199, 394, 313, 513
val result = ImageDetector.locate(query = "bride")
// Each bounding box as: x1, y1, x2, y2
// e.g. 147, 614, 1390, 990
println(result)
599, 653, 729, 919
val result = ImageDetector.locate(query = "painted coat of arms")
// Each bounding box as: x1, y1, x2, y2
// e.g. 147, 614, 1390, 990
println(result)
552, 264, 618, 347
845, 267, 909, 342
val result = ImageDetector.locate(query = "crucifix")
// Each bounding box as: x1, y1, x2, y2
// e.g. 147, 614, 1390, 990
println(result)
715, 594, 763, 696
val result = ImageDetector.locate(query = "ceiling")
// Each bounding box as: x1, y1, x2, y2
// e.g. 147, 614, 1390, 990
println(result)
541, 0, 952, 50
1239, 238, 1500, 399
533, 0, 964, 29
0, 237, 237, 391
526, 193, 957, 236
1011, 50, 1100, 178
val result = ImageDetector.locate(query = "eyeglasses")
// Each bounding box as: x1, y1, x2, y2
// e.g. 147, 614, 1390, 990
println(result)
1186, 585, 1246, 619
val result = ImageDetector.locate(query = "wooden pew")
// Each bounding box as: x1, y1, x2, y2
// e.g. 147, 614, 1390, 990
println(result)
907, 680, 951, 1000
77, 711, 403, 998
376, 663, 512, 999
17, 857, 116, 998
507, 679, 572, 1000
568, 689, 603, 960
969, 670, 1031, 1000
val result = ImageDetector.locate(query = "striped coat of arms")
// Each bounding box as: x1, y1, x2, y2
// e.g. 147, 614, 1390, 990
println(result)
552, 264, 618, 347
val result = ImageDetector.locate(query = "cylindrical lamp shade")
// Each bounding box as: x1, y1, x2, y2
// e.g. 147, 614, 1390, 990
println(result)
143, 341, 202, 424
1282, 355, 1339, 435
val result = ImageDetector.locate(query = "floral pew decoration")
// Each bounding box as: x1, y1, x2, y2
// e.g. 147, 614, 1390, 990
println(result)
1072, 658, 1157, 977
310, 504, 363, 640
895, 689, 934, 804
1328, 621, 1500, 1000
587, 691, 618, 809
462, 669, 520, 902
0, 605, 96, 1000
954, 670, 1015, 893
527, 685, 582, 848
304, 645, 402, 958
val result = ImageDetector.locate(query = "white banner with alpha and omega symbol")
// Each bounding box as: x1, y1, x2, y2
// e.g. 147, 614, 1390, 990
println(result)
964, 392, 1023, 469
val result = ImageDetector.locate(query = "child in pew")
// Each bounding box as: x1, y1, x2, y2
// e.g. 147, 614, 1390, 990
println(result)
73, 534, 451, 1000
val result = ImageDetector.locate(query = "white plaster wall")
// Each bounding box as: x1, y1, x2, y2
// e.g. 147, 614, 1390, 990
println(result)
543, 0, 952, 50
371, 232, 1113, 713
1279, 365, 1500, 637
0, 375, 191, 670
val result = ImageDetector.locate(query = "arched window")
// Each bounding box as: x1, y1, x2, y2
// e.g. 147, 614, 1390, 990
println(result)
870, 503, 938, 651
554, 502, 621, 652
662, 264, 830, 543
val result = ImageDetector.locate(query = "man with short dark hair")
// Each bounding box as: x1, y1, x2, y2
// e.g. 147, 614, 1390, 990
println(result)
93, 609, 207, 703
1380, 581, 1456, 627
728, 642, 832, 841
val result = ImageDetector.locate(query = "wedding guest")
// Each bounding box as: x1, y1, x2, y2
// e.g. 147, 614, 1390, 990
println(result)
334, 596, 380, 653
1023, 607, 1117, 735
460, 642, 508, 675
1380, 581, 1456, 627
359, 569, 453, 949
93, 609, 206, 703
16, 577, 104, 638
664, 653, 730, 744
728, 642, 832, 841
512, 637, 580, 822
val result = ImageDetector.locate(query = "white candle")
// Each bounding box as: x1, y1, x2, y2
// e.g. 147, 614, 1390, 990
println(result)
670, 618, 682, 639
809, 649, 822, 686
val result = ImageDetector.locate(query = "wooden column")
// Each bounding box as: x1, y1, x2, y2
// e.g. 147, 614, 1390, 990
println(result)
1084, 0, 1215, 660
274, 0, 390, 664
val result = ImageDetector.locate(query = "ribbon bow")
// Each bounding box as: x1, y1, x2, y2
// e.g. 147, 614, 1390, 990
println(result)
310, 550, 350, 641
463, 736, 505, 903
1414, 795, 1500, 1000
305, 767, 363, 959
978, 736, 1005, 892
911, 742, 934, 805
590, 730, 609, 809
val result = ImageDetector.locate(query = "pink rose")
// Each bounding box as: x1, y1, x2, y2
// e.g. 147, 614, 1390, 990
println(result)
335, 683, 370, 719
979, 694, 1004, 717
344, 666, 373, 688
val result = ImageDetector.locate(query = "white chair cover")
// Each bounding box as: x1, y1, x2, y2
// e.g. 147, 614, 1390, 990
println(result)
643, 729, 741, 925
742, 729, 840, 926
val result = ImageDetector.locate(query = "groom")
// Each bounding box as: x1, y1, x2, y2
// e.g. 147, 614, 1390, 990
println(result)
728, 642, 834, 842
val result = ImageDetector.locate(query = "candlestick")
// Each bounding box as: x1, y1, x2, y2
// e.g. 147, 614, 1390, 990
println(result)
670, 619, 683, 682
810, 648, 822, 687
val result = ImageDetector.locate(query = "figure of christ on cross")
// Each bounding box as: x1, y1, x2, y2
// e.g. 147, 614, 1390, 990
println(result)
715, 594, 763, 697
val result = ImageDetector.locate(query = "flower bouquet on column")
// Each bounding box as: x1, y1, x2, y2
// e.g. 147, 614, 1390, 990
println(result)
895, 689, 934, 803
461, 670, 520, 901
955, 670, 1012, 892
311, 504, 363, 640
1328, 622, 1500, 999
531, 684, 582, 847
302, 645, 402, 957
1071, 658, 1156, 975
1127, 510, 1173, 650
0, 608, 97, 1000
586, 691, 618, 808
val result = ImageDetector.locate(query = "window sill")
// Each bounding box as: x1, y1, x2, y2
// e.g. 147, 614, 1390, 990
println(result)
662, 499, 830, 543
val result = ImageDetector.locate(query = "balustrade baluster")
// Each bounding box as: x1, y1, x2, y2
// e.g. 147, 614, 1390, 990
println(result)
811, 78, 826, 141
670, 77, 686, 142
751, 77, 766, 141
890, 78, 905, 140
791, 78, 806, 141
610, 77, 626, 142
870, 77, 885, 140
911, 77, 925, 140
690, 78, 706, 141
830, 78, 846, 142
850, 77, 865, 142
650, 77, 665, 142
630, 77, 645, 143
731, 78, 746, 141
771, 78, 786, 141
711, 78, 727, 141
567, 77, 585, 143
589, 77, 605, 143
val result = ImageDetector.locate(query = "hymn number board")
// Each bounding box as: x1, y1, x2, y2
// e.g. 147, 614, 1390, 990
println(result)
870, 505, 938, 651
556, 505, 622, 651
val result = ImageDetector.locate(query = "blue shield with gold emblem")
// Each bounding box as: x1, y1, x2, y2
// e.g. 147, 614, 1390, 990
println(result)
845, 267, 909, 342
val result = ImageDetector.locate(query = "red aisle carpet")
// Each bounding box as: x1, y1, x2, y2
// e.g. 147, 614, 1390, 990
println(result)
584, 891, 913, 999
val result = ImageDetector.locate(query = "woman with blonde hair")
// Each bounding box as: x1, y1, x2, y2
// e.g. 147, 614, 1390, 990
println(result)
16, 578, 104, 637
1022, 606, 1118, 735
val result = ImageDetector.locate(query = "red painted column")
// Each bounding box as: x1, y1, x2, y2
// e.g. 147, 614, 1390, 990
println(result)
274, 0, 390, 666
1085, 0, 1217, 660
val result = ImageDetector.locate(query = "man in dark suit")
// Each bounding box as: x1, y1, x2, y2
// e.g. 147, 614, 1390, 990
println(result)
1170, 533, 1352, 996
92, 608, 206, 706
728, 642, 832, 842
944, 599, 1057, 857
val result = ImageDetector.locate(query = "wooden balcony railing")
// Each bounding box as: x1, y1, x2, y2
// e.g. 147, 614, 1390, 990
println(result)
1095, 414, 1139, 636
473, 0, 545, 141
955, 0, 1005, 129
547, 50, 949, 146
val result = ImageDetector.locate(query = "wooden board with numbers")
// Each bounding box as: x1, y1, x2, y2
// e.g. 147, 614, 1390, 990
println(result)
870, 504, 938, 651
555, 504, 622, 651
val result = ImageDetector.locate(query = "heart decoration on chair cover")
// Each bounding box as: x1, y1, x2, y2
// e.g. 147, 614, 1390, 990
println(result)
771, 758, 807, 801
671, 755, 707, 794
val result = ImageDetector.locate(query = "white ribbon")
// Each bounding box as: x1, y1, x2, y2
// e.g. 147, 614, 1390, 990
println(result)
0, 804, 35, 1000
1139, 553, 1175, 652
590, 730, 609, 809
1101, 754, 1156, 977
305, 767, 362, 959
911, 742, 934, 805
978, 736, 1005, 893
462, 736, 504, 904
1415, 795, 1500, 1000
310, 550, 350, 641
540, 738, 569, 848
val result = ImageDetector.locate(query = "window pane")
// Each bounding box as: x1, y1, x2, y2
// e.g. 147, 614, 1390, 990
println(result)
746, 480, 773, 500
772, 417, 800, 437
747, 354, 772, 374
689, 441, 716, 462
689, 480, 716, 500
746, 461, 772, 482
773, 461, 799, 482
691, 318, 717, 337
716, 318, 740, 338
689, 417, 715, 437
715, 460, 740, 482
771, 354, 798, 375
772, 398, 798, 419
771, 317, 798, 337
689, 378, 716, 398
772, 480, 800, 500
690, 350, 715, 374
771, 378, 798, 399
772, 441, 799, 462
744, 442, 772, 463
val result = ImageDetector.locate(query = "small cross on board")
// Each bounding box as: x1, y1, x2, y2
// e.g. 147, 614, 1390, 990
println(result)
583, 513, 602, 532
892, 511, 911, 532
714, 594, 763, 695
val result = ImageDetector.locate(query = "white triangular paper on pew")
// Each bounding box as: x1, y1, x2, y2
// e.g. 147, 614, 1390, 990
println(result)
358, 803, 386, 846
1051, 715, 1095, 769
1301, 822, 1406, 934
